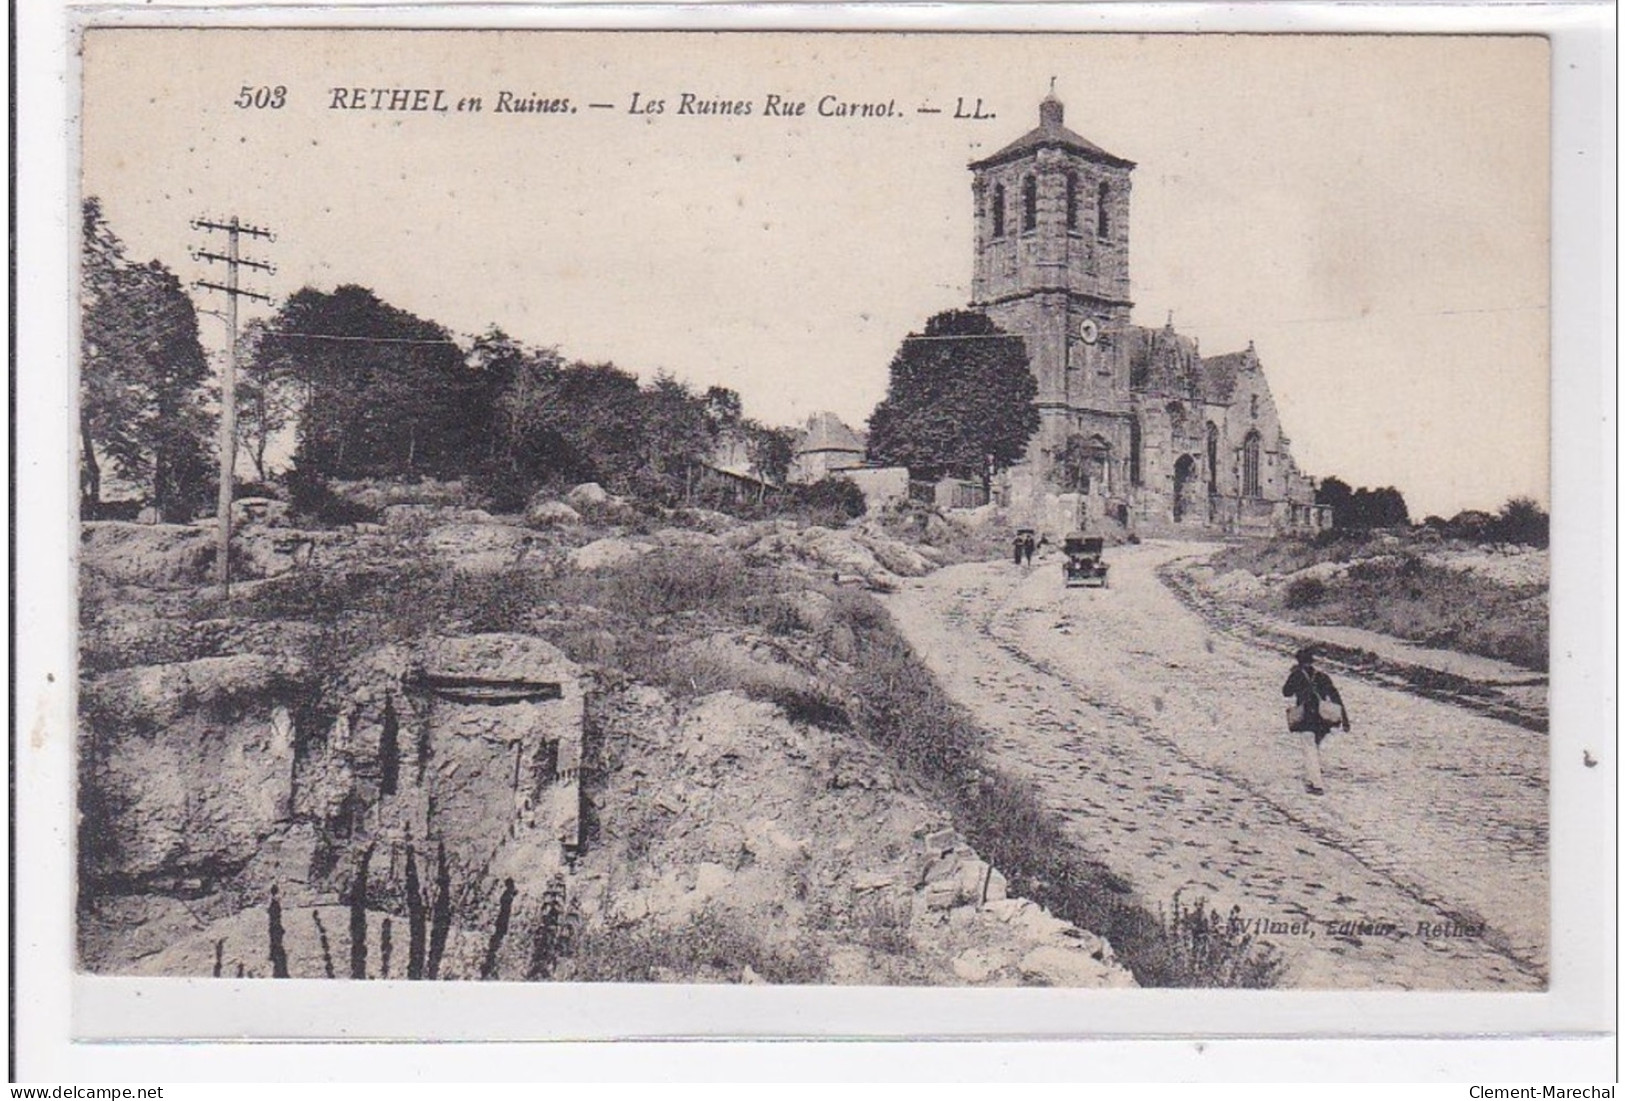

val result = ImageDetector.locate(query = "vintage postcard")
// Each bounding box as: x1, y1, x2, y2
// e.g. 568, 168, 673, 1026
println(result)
37, 11, 1610, 1055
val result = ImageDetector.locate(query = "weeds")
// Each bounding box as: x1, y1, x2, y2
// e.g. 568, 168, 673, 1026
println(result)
1142, 893, 1284, 989
526, 872, 573, 980
851, 891, 914, 956
565, 904, 828, 984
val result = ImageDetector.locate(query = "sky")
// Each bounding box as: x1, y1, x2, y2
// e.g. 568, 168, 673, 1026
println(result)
80, 29, 1550, 519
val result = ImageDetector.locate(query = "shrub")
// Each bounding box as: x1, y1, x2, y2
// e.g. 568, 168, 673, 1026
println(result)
1140, 892, 1284, 989
1493, 497, 1549, 548
850, 892, 915, 955
285, 464, 380, 528
1282, 576, 1326, 608
786, 478, 867, 525
464, 458, 537, 516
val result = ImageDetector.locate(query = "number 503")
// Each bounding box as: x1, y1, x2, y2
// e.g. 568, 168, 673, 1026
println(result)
235, 85, 287, 109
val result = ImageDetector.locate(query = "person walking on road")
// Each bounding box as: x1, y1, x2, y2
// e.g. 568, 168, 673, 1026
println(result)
1283, 646, 1350, 795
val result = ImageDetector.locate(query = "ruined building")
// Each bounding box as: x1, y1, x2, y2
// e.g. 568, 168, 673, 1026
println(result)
971, 90, 1329, 534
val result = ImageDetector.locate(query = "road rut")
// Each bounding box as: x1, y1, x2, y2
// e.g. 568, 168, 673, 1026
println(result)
884, 540, 1547, 989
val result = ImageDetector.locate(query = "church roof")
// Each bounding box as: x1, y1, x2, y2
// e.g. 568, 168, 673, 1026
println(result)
1197, 351, 1251, 404
798, 411, 866, 455
970, 92, 1135, 171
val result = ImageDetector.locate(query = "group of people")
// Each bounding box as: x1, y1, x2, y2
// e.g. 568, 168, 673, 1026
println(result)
1011, 531, 1043, 565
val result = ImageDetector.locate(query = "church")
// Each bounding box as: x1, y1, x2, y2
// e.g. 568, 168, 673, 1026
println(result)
970, 90, 1330, 535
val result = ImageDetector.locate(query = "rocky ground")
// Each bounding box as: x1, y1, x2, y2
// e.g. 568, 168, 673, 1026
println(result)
884, 540, 1549, 990
78, 487, 1551, 990
76, 485, 1132, 987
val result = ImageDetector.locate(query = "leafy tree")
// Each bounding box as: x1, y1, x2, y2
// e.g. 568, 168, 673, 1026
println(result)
550, 361, 647, 488
1314, 476, 1353, 523
466, 326, 568, 482
744, 422, 796, 487
266, 285, 480, 479
80, 198, 216, 520
1315, 476, 1409, 529
703, 385, 743, 433
236, 319, 300, 483
469, 344, 651, 501
1444, 509, 1497, 541
866, 309, 1039, 492
1492, 497, 1549, 547
637, 373, 714, 502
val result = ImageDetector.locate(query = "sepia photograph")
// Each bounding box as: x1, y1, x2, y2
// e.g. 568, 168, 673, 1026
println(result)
67, 24, 1563, 1011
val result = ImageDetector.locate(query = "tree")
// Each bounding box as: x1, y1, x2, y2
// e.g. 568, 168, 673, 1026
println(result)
1492, 497, 1548, 547
1314, 476, 1353, 523
472, 347, 650, 497
637, 373, 714, 503
866, 309, 1039, 492
744, 422, 796, 488
549, 361, 647, 489
703, 385, 743, 434
80, 198, 216, 520
1315, 476, 1409, 529
267, 285, 480, 480
236, 319, 300, 483
466, 326, 567, 482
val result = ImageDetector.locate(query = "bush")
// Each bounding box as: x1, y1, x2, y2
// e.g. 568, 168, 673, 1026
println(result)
797, 477, 866, 516
1282, 576, 1326, 608
285, 464, 381, 528
463, 458, 537, 516
1493, 497, 1549, 548
1142, 892, 1284, 989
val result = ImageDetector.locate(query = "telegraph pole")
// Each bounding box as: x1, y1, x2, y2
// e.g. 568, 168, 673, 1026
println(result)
192, 216, 274, 594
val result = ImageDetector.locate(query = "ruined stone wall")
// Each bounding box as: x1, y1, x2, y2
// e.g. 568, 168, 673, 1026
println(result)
77, 630, 586, 972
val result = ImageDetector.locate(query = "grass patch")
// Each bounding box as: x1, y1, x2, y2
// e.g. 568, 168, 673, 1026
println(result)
1295, 557, 1546, 671
1211, 536, 1547, 673
563, 904, 828, 984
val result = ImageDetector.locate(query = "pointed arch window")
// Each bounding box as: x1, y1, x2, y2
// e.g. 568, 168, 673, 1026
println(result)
1243, 430, 1263, 498
1022, 175, 1038, 232
1129, 417, 1143, 486
991, 184, 1006, 239
1206, 422, 1219, 494
1097, 181, 1111, 239
1065, 172, 1079, 231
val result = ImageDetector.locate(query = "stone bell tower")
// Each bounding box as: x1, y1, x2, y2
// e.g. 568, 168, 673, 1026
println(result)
970, 87, 1136, 486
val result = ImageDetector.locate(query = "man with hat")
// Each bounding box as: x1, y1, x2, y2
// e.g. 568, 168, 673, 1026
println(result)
1282, 646, 1351, 795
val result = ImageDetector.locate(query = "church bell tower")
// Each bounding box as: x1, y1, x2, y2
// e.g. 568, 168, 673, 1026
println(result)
969, 88, 1136, 480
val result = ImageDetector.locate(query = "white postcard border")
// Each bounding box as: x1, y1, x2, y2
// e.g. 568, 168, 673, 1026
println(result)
15, 0, 1617, 1080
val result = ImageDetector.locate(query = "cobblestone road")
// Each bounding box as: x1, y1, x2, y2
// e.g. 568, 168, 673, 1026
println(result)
885, 541, 1548, 989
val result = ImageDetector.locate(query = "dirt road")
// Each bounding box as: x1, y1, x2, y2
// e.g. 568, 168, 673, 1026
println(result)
885, 540, 1547, 989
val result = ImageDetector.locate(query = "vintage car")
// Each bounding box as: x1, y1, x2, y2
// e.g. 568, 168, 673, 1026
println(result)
1062, 533, 1109, 588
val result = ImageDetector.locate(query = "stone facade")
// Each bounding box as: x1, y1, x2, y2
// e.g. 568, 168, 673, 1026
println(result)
970, 92, 1329, 535
788, 411, 867, 484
